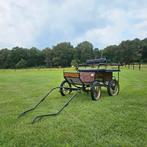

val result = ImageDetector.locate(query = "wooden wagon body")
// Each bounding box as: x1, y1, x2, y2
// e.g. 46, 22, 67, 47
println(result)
64, 69, 119, 85
61, 65, 120, 101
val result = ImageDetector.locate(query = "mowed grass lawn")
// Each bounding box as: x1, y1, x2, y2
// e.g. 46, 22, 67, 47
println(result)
0, 66, 147, 147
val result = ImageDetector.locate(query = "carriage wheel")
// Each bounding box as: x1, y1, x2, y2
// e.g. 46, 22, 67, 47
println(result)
107, 79, 119, 96
90, 81, 101, 101
60, 80, 72, 96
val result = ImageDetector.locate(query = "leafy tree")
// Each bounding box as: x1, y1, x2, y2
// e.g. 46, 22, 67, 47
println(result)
0, 38, 147, 69
43, 48, 53, 67
119, 39, 141, 63
142, 45, 147, 62
93, 48, 101, 59
16, 59, 27, 68
71, 59, 79, 67
103, 38, 143, 63
52, 42, 74, 67
27, 47, 44, 67
76, 41, 94, 63
0, 49, 11, 68
141, 38, 147, 62
9, 47, 29, 68
103, 45, 118, 62
52, 57, 60, 67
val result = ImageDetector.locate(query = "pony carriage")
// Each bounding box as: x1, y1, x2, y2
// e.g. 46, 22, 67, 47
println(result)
19, 58, 120, 123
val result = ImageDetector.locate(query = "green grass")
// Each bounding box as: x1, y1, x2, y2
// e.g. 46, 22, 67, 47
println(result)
0, 66, 147, 147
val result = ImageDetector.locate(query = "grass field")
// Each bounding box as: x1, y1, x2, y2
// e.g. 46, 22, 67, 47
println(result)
0, 66, 147, 147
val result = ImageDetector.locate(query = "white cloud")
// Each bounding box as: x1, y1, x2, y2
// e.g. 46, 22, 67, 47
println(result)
73, 3, 147, 48
0, 0, 50, 48
73, 8, 128, 47
0, 0, 147, 49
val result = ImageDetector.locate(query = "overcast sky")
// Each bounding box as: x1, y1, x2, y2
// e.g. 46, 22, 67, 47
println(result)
0, 0, 147, 49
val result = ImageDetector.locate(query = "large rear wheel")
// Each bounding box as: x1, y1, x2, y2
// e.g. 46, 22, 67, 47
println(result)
60, 80, 72, 96
90, 81, 101, 101
107, 79, 119, 96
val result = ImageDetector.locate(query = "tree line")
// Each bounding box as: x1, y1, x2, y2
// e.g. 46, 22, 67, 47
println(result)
0, 38, 147, 69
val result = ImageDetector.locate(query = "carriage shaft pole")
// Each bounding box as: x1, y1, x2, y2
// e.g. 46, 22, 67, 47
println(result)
18, 87, 60, 118
31, 90, 80, 124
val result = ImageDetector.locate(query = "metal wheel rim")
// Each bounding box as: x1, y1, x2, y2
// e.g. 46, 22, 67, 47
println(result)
109, 81, 119, 95
62, 82, 71, 95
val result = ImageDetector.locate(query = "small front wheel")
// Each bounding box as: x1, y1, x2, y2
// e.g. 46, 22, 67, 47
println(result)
107, 79, 119, 96
90, 81, 101, 101
60, 80, 72, 96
